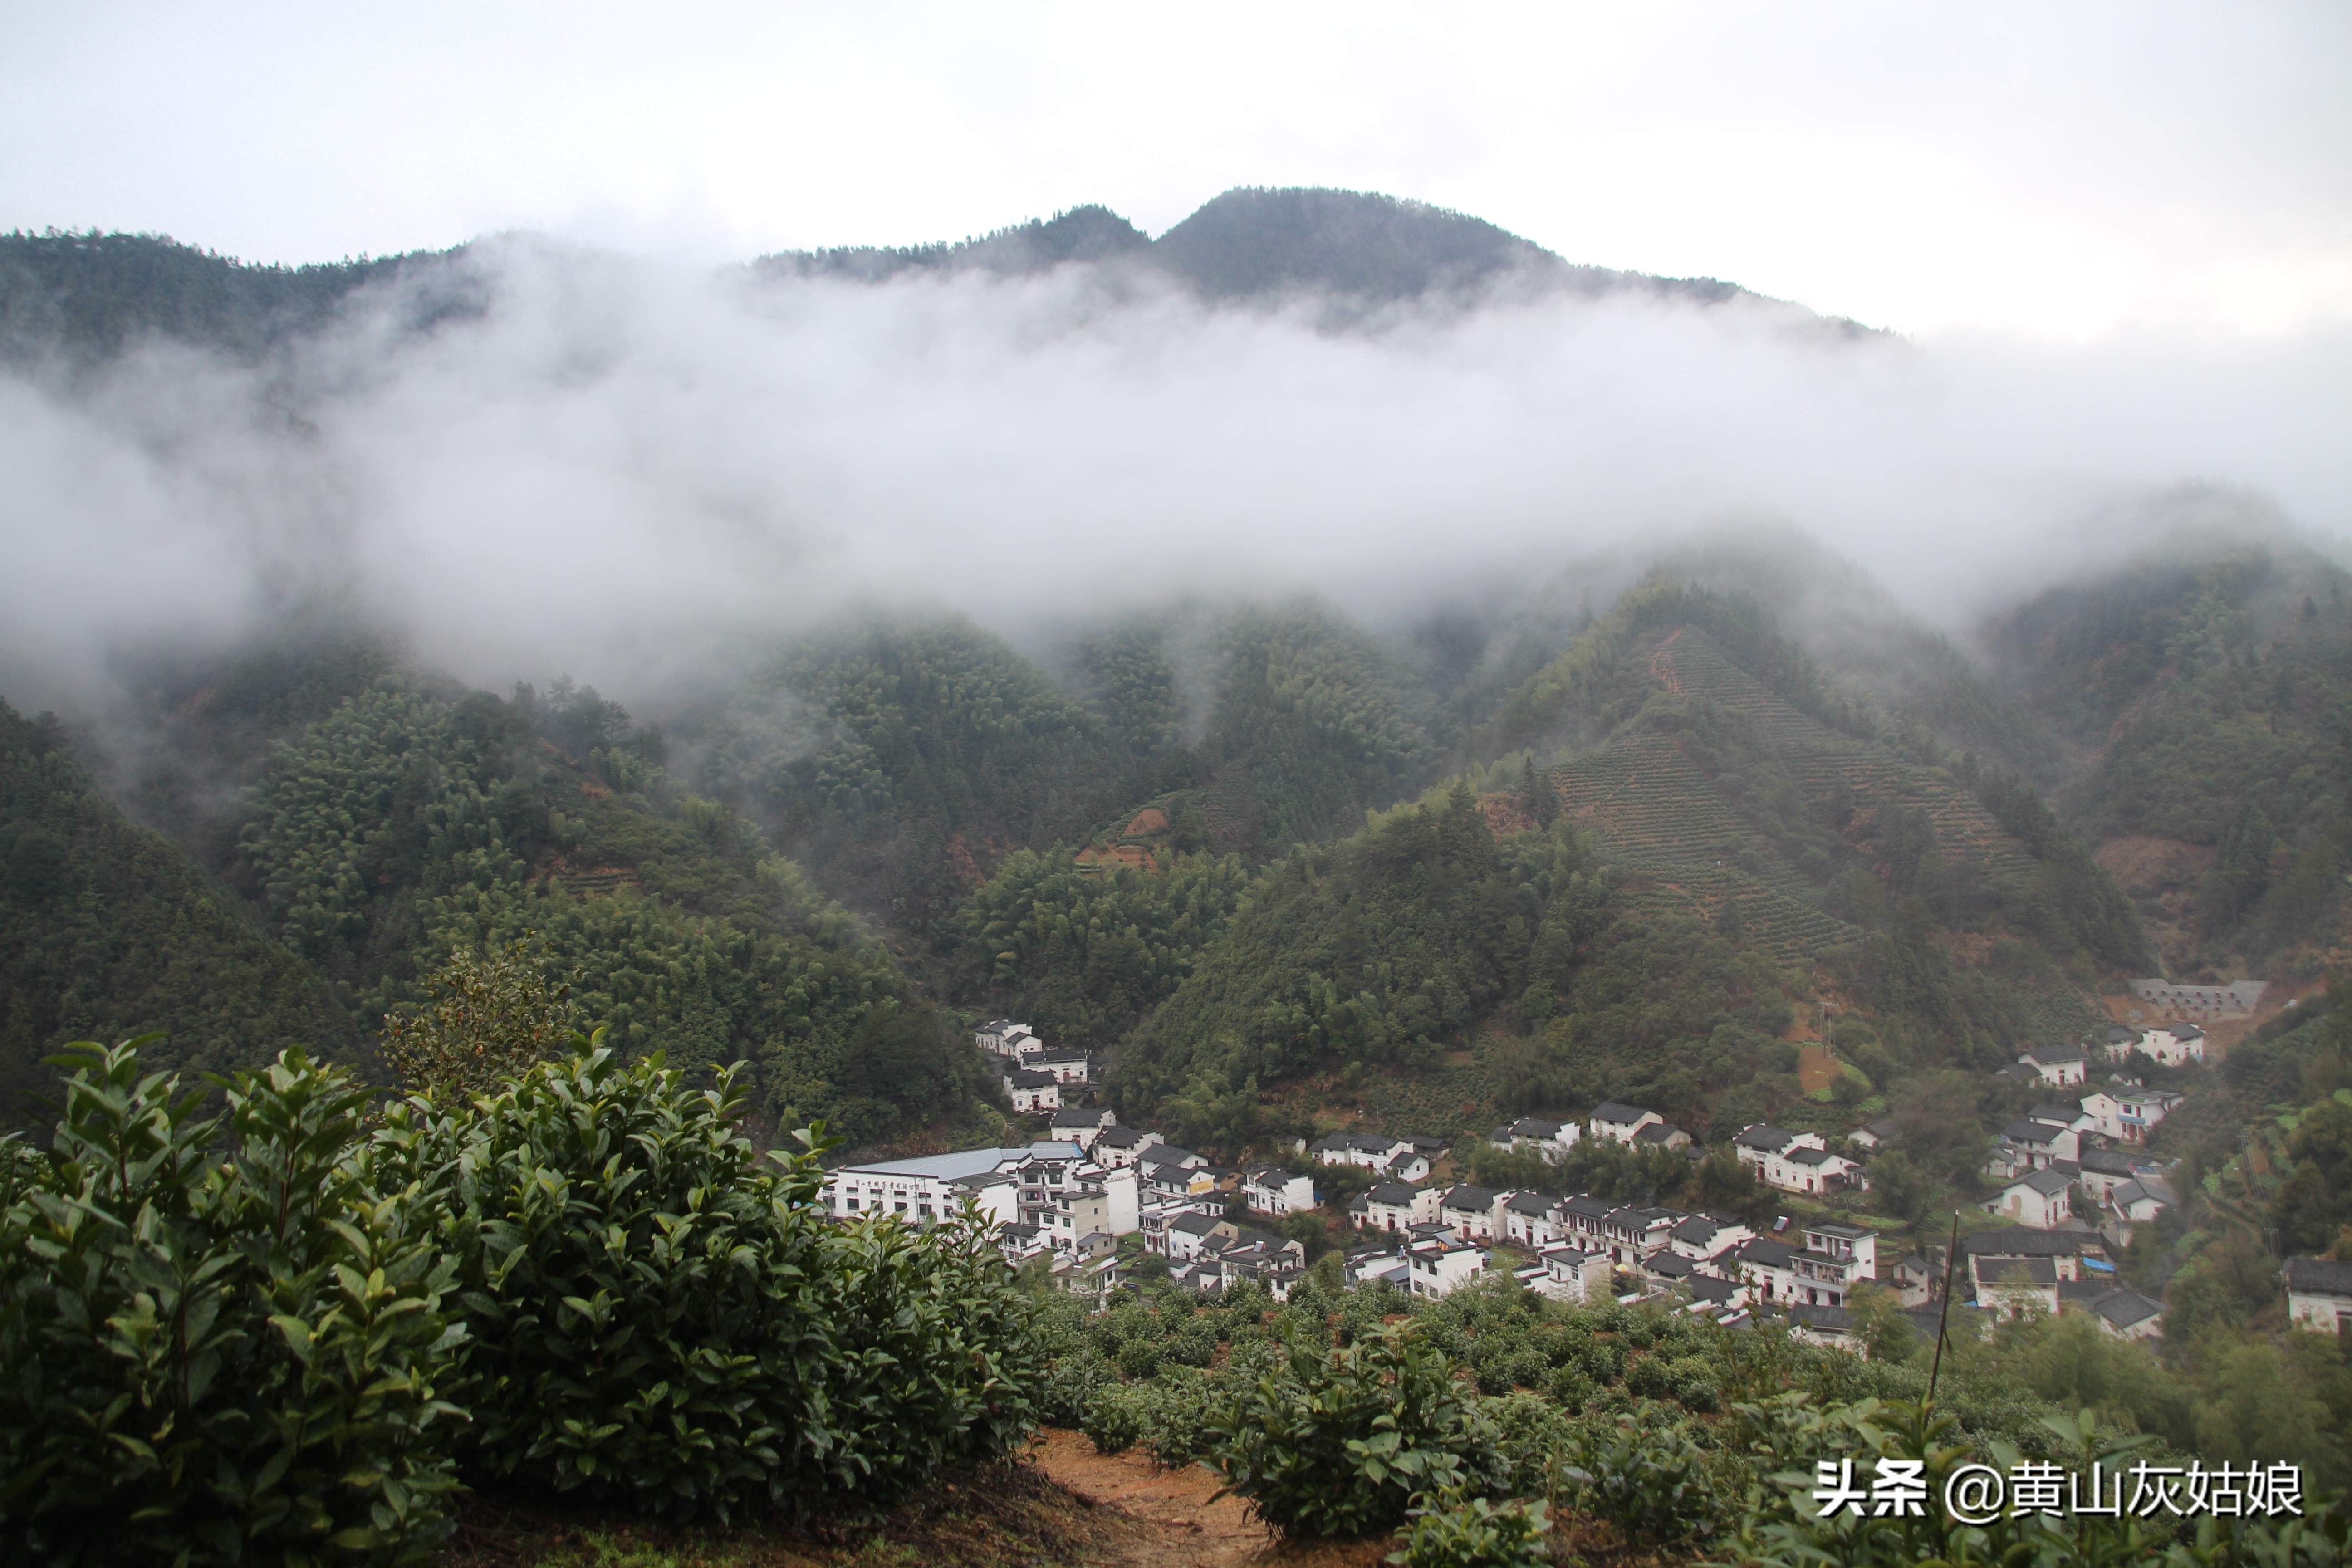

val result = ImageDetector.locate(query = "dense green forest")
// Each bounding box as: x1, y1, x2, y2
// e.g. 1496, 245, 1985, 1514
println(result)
1983, 545, 2352, 977
0, 700, 356, 1122
0, 229, 470, 363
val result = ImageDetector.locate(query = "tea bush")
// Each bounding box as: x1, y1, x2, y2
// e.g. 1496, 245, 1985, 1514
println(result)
4, 1034, 1054, 1562
371, 1031, 1044, 1520
1388, 1494, 1551, 1568
1557, 1406, 1716, 1548
1207, 1321, 1506, 1538
0, 1039, 465, 1566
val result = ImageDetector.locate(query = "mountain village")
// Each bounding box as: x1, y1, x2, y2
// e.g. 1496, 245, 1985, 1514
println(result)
813, 1003, 2352, 1357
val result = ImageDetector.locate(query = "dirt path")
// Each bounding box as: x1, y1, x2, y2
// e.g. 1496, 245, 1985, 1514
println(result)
1025, 1431, 1390, 1568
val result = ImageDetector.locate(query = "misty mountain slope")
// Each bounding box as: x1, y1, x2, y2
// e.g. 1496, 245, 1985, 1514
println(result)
1112, 779, 1817, 1149
1152, 186, 1574, 302
0, 230, 473, 363
1983, 542, 2352, 977
699, 617, 1152, 940
214, 670, 985, 1144
1495, 583, 2138, 1034
0, 698, 356, 1125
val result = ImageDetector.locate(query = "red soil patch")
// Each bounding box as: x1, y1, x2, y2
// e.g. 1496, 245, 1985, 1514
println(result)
1649, 626, 1688, 694
1126, 807, 1171, 836
1476, 793, 1539, 837
1027, 1429, 1389, 1568
2094, 835, 2214, 897
947, 833, 985, 892
1797, 1044, 1841, 1095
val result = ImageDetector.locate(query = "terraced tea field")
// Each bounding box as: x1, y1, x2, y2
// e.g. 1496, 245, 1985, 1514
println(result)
1645, 627, 2040, 885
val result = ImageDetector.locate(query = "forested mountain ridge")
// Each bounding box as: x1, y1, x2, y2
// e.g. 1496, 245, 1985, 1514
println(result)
5, 186, 1857, 375
1103, 578, 2154, 1151
11, 536, 2337, 1161
1980, 542, 2352, 982
0, 228, 474, 363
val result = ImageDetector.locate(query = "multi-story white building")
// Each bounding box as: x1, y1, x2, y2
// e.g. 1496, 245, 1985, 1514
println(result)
1363, 1182, 1441, 1232
2080, 1082, 2182, 1145
1537, 1245, 1612, 1304
1090, 1126, 1165, 1167
1243, 1166, 1317, 1216
1765, 1144, 1866, 1196
1440, 1184, 1504, 1240
1502, 1191, 1567, 1249
1030, 1048, 1094, 1085
827, 1142, 1084, 1230
1733, 1124, 1824, 1173
1405, 1234, 1488, 1298
1724, 1237, 1798, 1305
1788, 1220, 1877, 1309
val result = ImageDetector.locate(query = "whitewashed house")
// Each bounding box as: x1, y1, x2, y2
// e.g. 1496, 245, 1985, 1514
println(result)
1733, 1124, 1823, 1172
1050, 1107, 1117, 1147
1765, 1143, 1865, 1195
1501, 1191, 1567, 1248
1003, 1068, 1061, 1113
1667, 1213, 1752, 1262
1537, 1245, 1613, 1304
1406, 1234, 1489, 1298
1440, 1184, 1504, 1241
1090, 1126, 1164, 1168
1789, 1220, 1878, 1310
1243, 1166, 1317, 1217
2081, 1082, 2182, 1145
2085, 1287, 2165, 1341
2285, 1257, 2352, 1334
2136, 1025, 2206, 1067
1030, 1048, 1094, 1085
1986, 1168, 2073, 1229
828, 1142, 1078, 1230
2017, 1047, 2090, 1088
1724, 1237, 1798, 1305
1492, 1116, 1581, 1161
1363, 1181, 1441, 1232
1589, 1103, 1666, 1145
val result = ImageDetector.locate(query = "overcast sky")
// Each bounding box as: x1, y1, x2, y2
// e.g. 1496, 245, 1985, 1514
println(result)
4, 2, 2348, 340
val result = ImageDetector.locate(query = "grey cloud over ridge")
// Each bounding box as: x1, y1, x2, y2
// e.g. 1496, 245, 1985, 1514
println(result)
1, 236, 2346, 714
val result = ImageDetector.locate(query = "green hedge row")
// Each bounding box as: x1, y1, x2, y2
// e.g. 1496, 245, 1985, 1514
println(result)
0, 1034, 1046, 1565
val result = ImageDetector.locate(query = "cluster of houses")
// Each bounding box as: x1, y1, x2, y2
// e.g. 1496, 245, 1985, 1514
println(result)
822, 1011, 2352, 1352
1979, 1039, 2187, 1235
977, 1020, 1112, 1115
817, 1121, 1320, 1301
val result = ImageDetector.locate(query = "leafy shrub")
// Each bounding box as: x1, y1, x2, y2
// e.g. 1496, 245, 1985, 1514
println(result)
1483, 1392, 1575, 1499
379, 941, 574, 1097
0, 1039, 464, 1566
1038, 1347, 1117, 1428
1625, 1350, 1721, 1412
370, 1030, 1045, 1521
1558, 1407, 1716, 1547
1082, 1379, 1150, 1455
1207, 1322, 1504, 1538
1084, 1365, 1220, 1467
1388, 1494, 1551, 1568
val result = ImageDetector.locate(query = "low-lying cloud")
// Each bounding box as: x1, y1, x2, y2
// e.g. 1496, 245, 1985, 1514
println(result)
1, 235, 2345, 715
